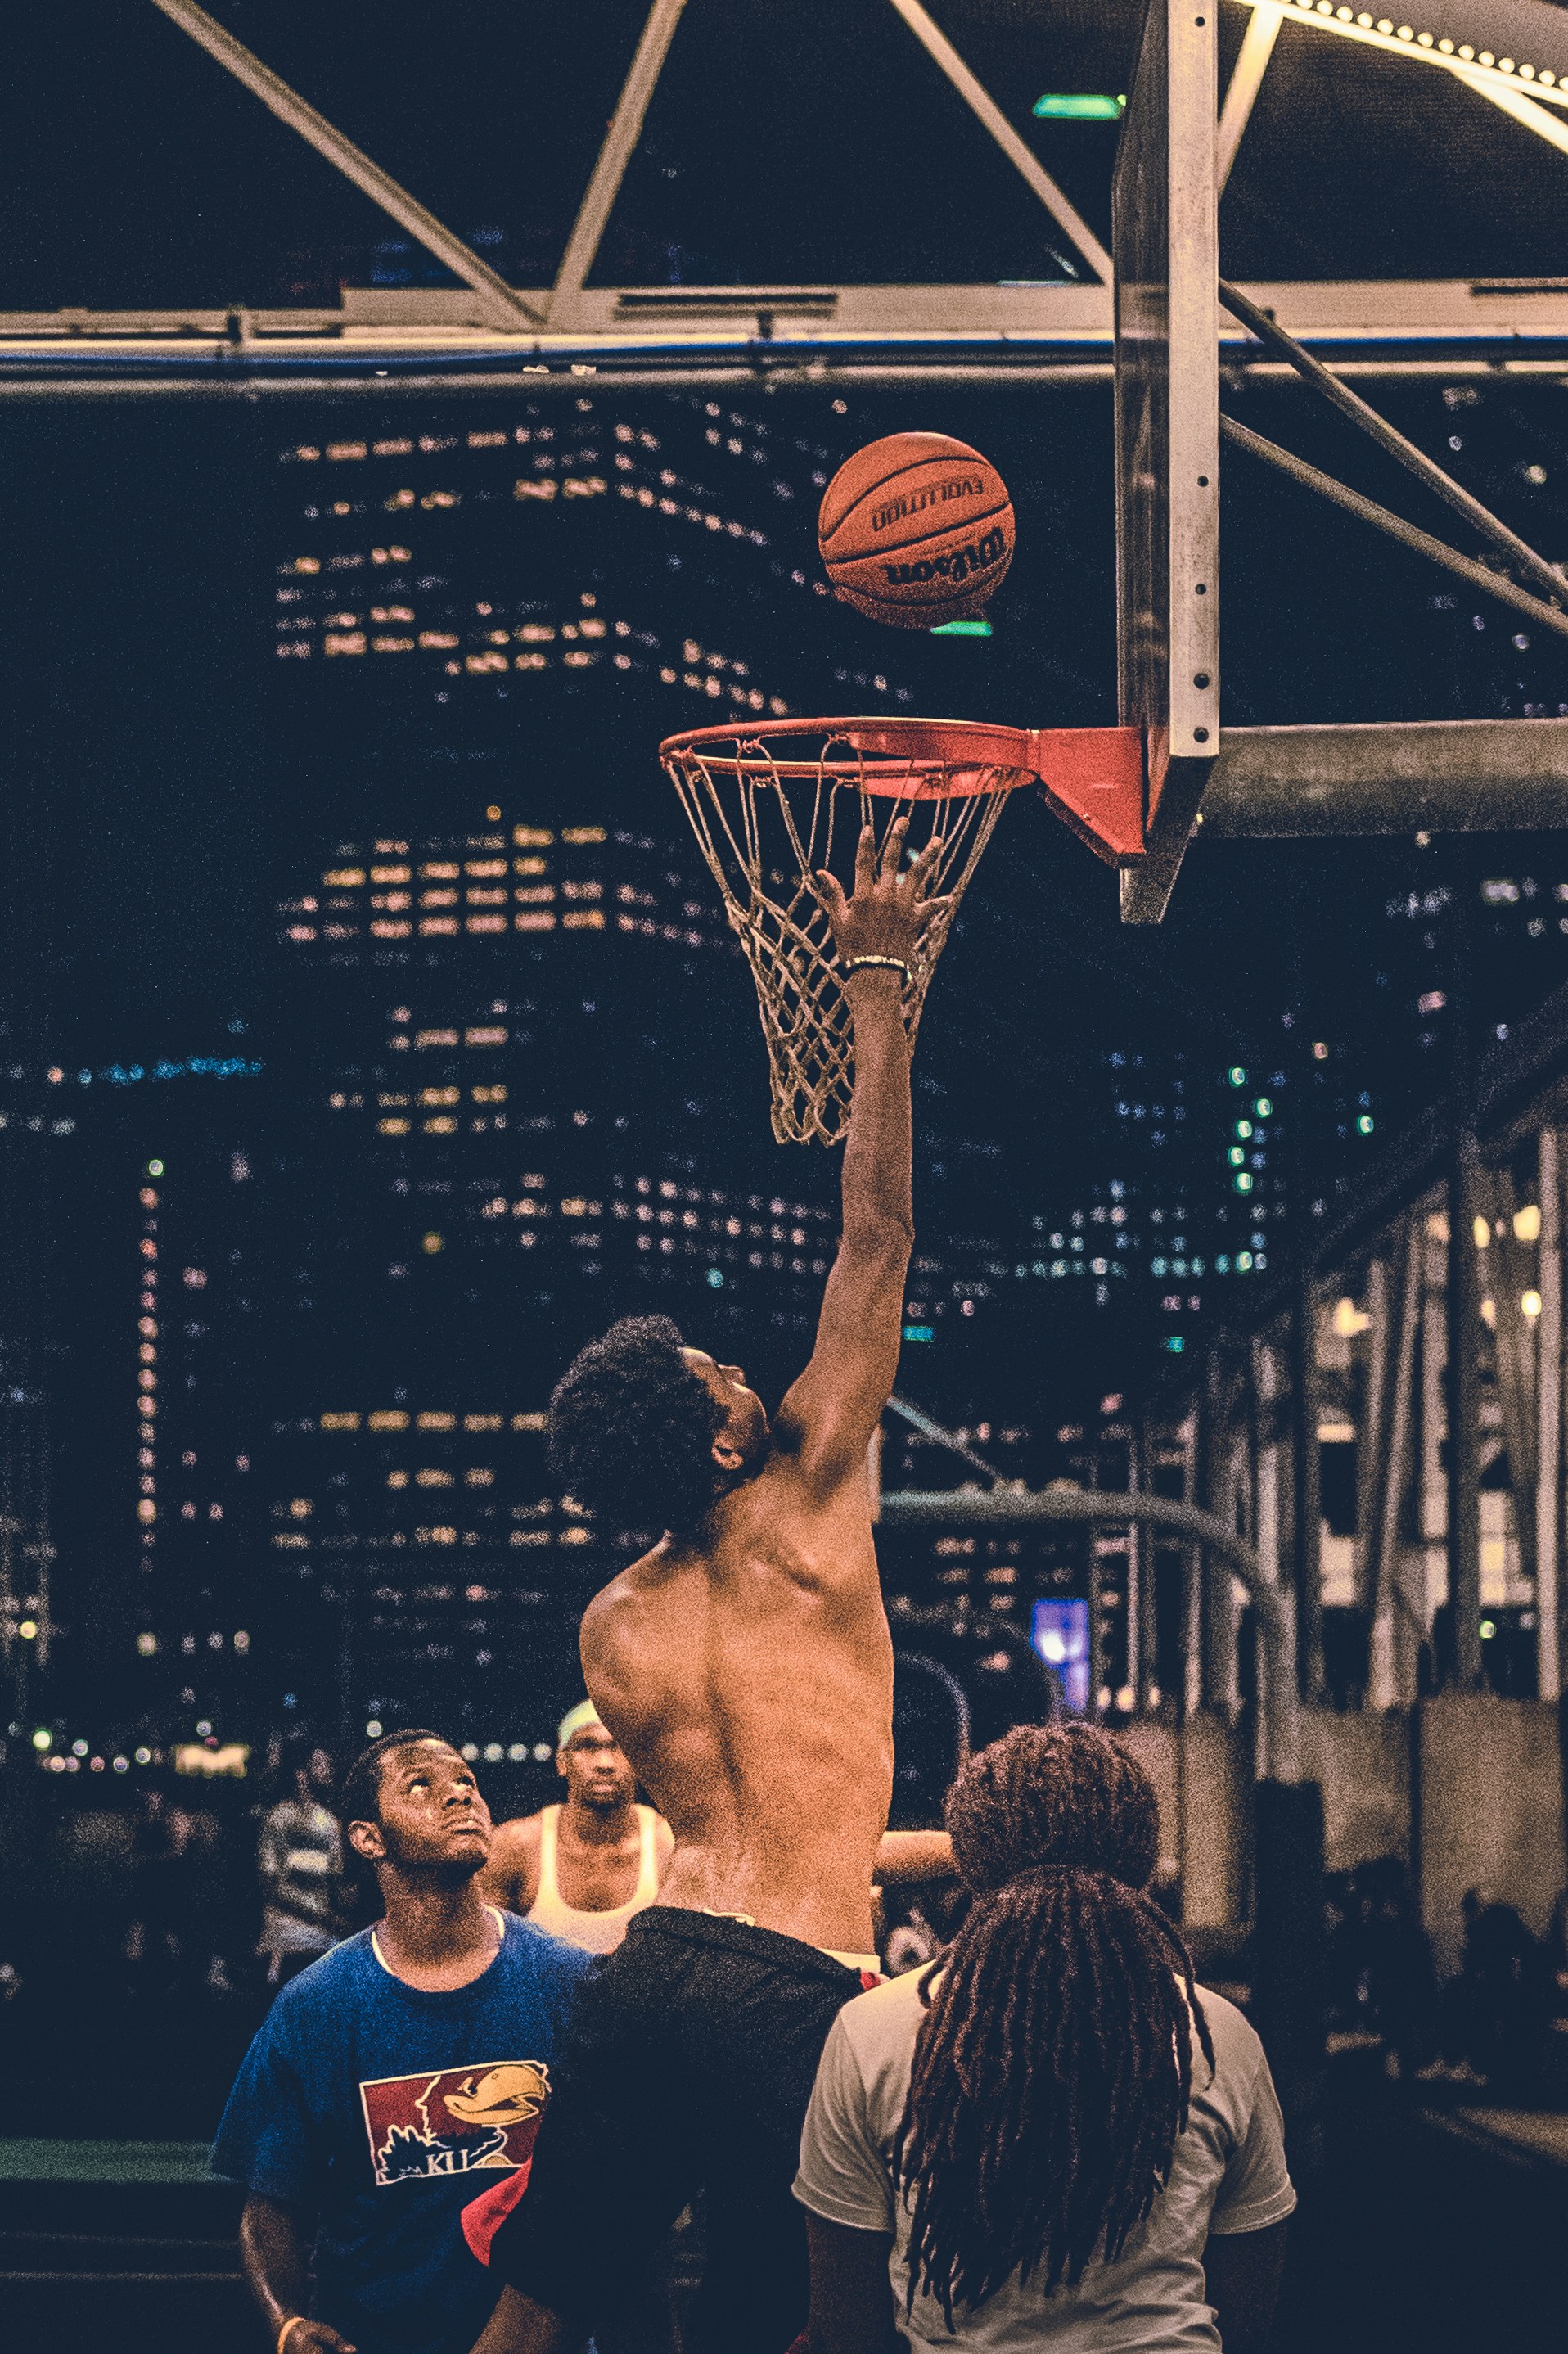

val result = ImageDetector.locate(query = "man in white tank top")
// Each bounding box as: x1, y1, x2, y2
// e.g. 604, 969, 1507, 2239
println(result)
480, 1703, 672, 1955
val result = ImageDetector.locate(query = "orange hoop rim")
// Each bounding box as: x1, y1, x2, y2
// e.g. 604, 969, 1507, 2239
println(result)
658, 714, 1039, 800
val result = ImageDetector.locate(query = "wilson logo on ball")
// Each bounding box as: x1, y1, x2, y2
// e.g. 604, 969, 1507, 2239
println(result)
882, 525, 1007, 588
870, 476, 986, 533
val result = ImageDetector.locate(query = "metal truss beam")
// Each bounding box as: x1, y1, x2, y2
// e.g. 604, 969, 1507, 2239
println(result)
1217, 2, 1283, 192
0, 277, 1566, 393
150, 0, 544, 330
885, 0, 1113, 283
549, 0, 690, 331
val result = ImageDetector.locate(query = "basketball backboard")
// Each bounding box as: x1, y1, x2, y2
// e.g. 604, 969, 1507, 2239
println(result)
1113, 0, 1221, 925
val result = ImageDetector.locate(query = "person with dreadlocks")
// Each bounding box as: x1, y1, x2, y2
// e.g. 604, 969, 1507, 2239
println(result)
795, 1722, 1295, 2354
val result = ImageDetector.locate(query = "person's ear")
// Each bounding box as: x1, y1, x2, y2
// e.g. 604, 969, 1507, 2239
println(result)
710, 1436, 746, 1474
349, 1818, 385, 1864
555, 1746, 569, 1780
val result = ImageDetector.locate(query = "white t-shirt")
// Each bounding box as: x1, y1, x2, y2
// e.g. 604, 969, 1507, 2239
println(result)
794, 1968, 1295, 2353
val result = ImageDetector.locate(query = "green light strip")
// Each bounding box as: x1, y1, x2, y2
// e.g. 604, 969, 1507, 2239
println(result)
1032, 93, 1124, 120
929, 618, 993, 637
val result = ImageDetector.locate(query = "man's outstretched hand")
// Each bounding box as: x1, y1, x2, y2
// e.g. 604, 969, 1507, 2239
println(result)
815, 816, 950, 969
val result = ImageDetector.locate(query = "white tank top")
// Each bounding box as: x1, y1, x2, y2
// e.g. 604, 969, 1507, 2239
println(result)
526, 1803, 662, 1955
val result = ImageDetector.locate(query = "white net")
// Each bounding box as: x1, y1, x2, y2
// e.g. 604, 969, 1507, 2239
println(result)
660, 719, 1027, 1145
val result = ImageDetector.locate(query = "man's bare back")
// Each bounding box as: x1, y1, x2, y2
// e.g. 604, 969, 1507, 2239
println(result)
581, 1450, 894, 1951
580, 819, 947, 1956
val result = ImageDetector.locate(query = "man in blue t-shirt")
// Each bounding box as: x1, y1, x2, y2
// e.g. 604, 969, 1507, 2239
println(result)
213, 1729, 592, 2354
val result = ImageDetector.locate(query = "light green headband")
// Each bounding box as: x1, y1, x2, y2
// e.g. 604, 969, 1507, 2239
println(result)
556, 1699, 605, 1750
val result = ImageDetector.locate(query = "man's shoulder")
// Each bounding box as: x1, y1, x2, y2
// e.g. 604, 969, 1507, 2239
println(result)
497, 1909, 594, 1986
834, 1964, 929, 2055
1190, 1982, 1268, 2100
264, 1927, 379, 2023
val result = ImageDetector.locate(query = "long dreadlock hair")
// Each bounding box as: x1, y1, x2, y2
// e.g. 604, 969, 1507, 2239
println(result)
894, 1720, 1214, 2324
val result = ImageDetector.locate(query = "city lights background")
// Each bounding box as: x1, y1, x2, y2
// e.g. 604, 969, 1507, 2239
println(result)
2, 0, 1566, 1779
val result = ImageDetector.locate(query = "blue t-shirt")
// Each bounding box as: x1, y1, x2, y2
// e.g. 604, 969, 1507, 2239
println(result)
212, 1911, 591, 2354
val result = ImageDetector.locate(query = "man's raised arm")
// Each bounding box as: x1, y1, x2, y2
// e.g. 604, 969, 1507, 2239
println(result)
776, 818, 948, 1493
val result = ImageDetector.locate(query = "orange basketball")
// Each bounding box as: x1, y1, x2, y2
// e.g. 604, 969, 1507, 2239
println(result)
818, 431, 1014, 629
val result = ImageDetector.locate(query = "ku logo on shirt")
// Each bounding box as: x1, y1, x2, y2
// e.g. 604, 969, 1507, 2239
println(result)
360, 2061, 551, 2187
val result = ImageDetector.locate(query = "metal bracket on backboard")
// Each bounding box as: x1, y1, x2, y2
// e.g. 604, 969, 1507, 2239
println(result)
1112, 0, 1220, 926
1030, 727, 1147, 864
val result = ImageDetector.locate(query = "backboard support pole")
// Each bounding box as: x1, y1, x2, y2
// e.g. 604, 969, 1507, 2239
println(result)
1115, 0, 1220, 925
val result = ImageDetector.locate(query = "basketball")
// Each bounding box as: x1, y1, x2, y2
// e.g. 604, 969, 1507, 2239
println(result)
817, 431, 1014, 629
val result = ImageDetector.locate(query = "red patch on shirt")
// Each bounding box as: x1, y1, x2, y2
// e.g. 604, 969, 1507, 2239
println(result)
359, 2061, 551, 2189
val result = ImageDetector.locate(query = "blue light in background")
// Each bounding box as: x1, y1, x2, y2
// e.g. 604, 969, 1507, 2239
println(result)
1031, 1598, 1091, 1715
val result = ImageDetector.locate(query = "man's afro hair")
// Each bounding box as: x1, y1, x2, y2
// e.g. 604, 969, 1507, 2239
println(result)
548, 1315, 727, 1536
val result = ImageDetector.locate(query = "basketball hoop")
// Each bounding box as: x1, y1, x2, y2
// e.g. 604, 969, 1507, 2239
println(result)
660, 716, 1142, 1146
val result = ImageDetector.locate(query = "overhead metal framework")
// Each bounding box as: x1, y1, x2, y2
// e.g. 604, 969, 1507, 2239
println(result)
2, 0, 1566, 385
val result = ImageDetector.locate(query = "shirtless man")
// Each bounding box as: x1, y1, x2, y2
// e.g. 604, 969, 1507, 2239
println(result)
472, 819, 951, 2354
480, 1702, 672, 1953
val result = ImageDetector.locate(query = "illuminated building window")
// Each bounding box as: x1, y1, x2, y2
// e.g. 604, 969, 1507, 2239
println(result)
515, 828, 553, 848
424, 1116, 457, 1134
325, 633, 367, 656
417, 1468, 455, 1487
371, 864, 412, 884
466, 890, 507, 906
563, 911, 605, 931
421, 889, 458, 907
419, 918, 459, 936
516, 912, 556, 932
466, 1468, 495, 1486
323, 868, 366, 887
472, 1085, 507, 1104
517, 625, 554, 644
327, 441, 367, 462
369, 1409, 408, 1431
420, 1087, 460, 1108
419, 632, 459, 651
466, 860, 507, 880
416, 1030, 459, 1048
515, 857, 547, 877
378, 1117, 410, 1134
418, 1411, 456, 1431
320, 1413, 361, 1431
561, 827, 606, 846
371, 922, 412, 940
387, 1469, 409, 1488
464, 1026, 507, 1046
466, 1414, 502, 1432
516, 886, 555, 904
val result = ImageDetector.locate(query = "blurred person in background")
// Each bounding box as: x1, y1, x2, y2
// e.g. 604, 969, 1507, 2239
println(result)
1428, 1885, 1552, 2091
796, 1723, 1295, 2354
259, 1739, 345, 1988
124, 1782, 193, 1997
1354, 1855, 1435, 2079
480, 1702, 671, 1955
215, 1729, 591, 2354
